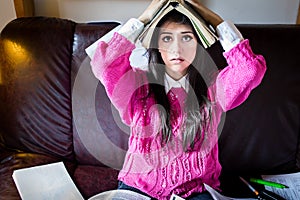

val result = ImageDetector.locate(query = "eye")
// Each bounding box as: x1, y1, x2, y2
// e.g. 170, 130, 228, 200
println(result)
182, 35, 193, 42
161, 35, 172, 43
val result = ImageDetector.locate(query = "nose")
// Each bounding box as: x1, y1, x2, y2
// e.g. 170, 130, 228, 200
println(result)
169, 38, 182, 55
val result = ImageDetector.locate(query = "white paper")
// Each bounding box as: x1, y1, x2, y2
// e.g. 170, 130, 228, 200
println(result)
12, 162, 84, 200
262, 172, 300, 200
204, 184, 255, 200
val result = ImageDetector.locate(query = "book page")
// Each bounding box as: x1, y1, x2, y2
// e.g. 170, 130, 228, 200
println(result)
12, 162, 84, 200
174, 1, 217, 44
139, 2, 174, 47
262, 172, 300, 200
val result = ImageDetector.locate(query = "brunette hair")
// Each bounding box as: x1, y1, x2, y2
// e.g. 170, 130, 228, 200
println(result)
146, 10, 215, 151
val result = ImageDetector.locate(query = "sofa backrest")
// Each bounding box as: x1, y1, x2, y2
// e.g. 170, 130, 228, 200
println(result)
0, 17, 76, 161
219, 25, 300, 175
0, 17, 128, 169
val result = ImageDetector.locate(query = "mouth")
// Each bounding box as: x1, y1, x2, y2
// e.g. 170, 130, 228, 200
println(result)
170, 58, 184, 64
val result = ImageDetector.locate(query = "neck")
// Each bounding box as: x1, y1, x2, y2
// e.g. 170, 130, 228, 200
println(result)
165, 70, 187, 81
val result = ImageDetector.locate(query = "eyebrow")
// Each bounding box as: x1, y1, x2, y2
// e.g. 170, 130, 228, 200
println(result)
160, 31, 194, 35
181, 31, 194, 34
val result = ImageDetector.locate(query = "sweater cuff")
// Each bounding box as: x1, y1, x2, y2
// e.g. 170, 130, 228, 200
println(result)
85, 25, 122, 59
216, 20, 244, 52
223, 39, 254, 66
118, 18, 144, 43
85, 18, 143, 59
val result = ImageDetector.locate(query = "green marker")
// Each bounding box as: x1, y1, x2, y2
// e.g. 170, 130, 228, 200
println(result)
249, 178, 289, 189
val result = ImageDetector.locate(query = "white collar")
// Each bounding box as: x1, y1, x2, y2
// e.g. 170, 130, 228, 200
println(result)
164, 73, 189, 94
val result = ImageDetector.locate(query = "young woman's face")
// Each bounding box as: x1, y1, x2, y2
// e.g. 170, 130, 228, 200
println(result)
158, 21, 197, 80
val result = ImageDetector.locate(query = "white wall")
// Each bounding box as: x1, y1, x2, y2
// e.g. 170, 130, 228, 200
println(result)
58, 0, 149, 23
205, 0, 300, 24
0, 0, 17, 31
34, 0, 300, 24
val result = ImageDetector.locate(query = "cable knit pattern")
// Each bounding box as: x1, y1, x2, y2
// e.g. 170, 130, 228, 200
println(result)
216, 39, 267, 111
90, 33, 266, 199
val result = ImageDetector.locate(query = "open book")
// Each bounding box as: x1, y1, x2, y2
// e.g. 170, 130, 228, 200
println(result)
138, 0, 218, 49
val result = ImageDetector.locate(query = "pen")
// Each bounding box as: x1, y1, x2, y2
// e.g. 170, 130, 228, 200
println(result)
239, 177, 259, 196
250, 178, 289, 189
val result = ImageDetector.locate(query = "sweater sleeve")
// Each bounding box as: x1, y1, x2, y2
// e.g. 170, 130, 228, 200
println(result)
90, 32, 144, 125
216, 39, 267, 111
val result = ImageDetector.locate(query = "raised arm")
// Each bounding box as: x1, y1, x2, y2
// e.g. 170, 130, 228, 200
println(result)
89, 0, 172, 125
185, 0, 267, 111
215, 40, 267, 111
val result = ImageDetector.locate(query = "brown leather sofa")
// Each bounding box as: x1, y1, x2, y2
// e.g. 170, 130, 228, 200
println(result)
0, 17, 300, 199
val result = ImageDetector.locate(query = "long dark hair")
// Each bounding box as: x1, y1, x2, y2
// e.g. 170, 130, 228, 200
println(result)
146, 10, 216, 151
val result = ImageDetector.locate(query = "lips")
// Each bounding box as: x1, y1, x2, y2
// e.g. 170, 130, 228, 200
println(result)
170, 58, 184, 64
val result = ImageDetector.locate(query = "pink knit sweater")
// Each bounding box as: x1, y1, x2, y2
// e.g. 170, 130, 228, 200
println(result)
91, 32, 266, 199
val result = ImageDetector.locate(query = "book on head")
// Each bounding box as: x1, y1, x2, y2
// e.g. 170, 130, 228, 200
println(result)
138, 0, 218, 49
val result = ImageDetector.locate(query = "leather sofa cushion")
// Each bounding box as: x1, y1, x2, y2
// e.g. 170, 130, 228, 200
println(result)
0, 17, 76, 161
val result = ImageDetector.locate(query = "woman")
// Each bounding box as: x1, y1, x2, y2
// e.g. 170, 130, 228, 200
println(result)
88, 0, 266, 199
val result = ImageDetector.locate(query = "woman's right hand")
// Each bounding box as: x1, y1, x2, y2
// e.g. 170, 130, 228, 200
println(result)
185, 0, 223, 28
138, 0, 168, 24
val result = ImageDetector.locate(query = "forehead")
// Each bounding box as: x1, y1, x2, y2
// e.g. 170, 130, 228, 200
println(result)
159, 21, 193, 33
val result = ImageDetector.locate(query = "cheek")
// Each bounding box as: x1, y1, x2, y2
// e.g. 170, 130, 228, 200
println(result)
184, 44, 197, 62
159, 49, 169, 63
